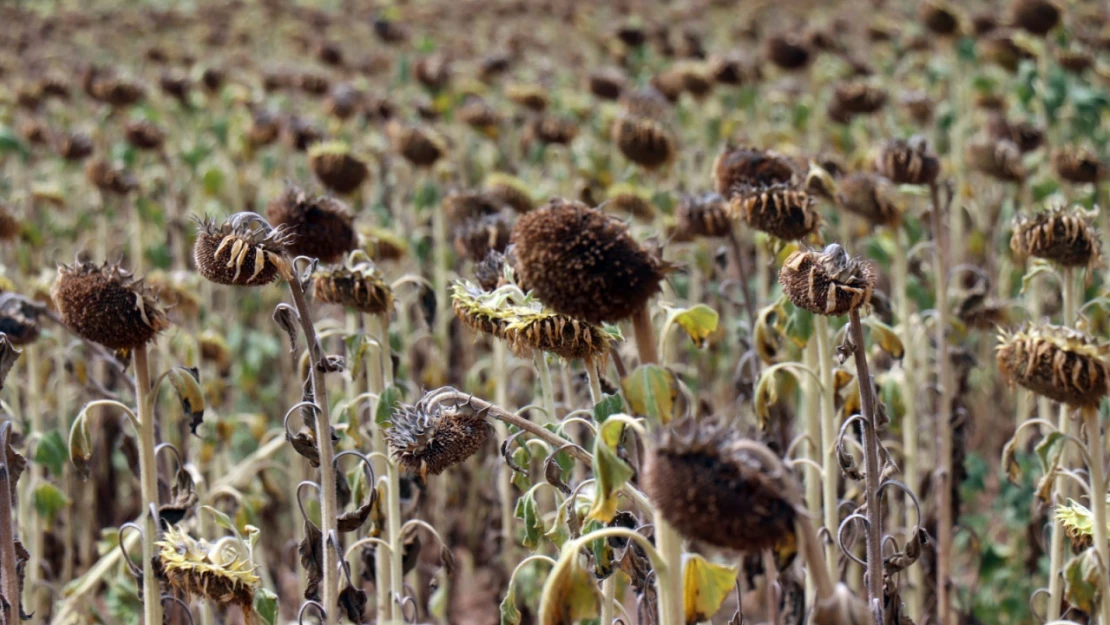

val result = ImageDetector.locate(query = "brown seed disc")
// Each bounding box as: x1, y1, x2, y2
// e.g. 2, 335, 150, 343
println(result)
728, 184, 819, 241
193, 218, 290, 287
779, 245, 877, 316
997, 324, 1110, 406
266, 185, 358, 264
313, 264, 394, 315
385, 397, 492, 480
836, 172, 901, 227
1010, 205, 1102, 269
876, 138, 940, 185
51, 261, 169, 350
612, 114, 676, 170
675, 193, 732, 239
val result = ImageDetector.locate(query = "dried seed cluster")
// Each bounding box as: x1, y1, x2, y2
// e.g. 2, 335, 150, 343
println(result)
385, 395, 492, 480
51, 260, 169, 349
266, 185, 358, 264
1010, 205, 1102, 270
194, 215, 293, 287
313, 259, 394, 315
483, 174, 535, 214
675, 193, 731, 239
728, 183, 819, 241
779, 244, 877, 316
611, 113, 676, 170
1052, 147, 1104, 184
388, 122, 446, 168
157, 525, 260, 607
308, 141, 369, 195
835, 172, 901, 227
510, 198, 666, 325
454, 212, 513, 263
645, 419, 800, 552
997, 324, 1110, 407
965, 138, 1025, 183
876, 137, 940, 185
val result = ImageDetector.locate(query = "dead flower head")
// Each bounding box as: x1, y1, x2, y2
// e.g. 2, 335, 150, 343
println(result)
266, 184, 359, 264
313, 254, 394, 315
997, 324, 1110, 407
779, 244, 877, 316
194, 213, 294, 287
157, 524, 261, 608
51, 260, 169, 350
385, 394, 492, 480
1010, 204, 1102, 271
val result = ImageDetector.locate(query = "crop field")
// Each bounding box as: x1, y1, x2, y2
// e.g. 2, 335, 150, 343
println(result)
0, 0, 1108, 624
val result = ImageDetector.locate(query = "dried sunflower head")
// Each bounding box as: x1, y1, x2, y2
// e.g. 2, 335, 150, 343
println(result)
360, 226, 408, 262
675, 193, 731, 239
0, 294, 43, 345
510, 198, 666, 325
57, 131, 93, 162
1010, 204, 1102, 270
483, 173, 535, 214
51, 260, 169, 350
313, 255, 393, 315
124, 120, 165, 151
85, 159, 138, 195
308, 141, 369, 195
523, 115, 578, 147
828, 82, 888, 123
457, 96, 502, 132
246, 109, 281, 148
835, 172, 901, 227
765, 34, 811, 71
506, 83, 549, 112
157, 525, 260, 607
997, 324, 1110, 406
645, 418, 800, 552
604, 184, 656, 222
475, 251, 507, 292
387, 121, 446, 168
266, 185, 358, 264
876, 137, 940, 185
713, 146, 796, 194
443, 190, 503, 226
919, 1, 961, 35
611, 114, 676, 170
1052, 147, 1105, 184
0, 204, 20, 241
194, 213, 294, 287
986, 114, 1044, 153
965, 137, 1025, 183
727, 183, 820, 241
454, 213, 513, 263
452, 281, 511, 340
1011, 0, 1060, 36
588, 67, 626, 100
780, 244, 877, 316
385, 394, 492, 480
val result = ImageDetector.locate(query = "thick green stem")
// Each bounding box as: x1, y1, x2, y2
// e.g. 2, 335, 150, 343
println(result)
631, 305, 658, 366
847, 310, 885, 625
134, 345, 163, 625
287, 278, 339, 625
930, 181, 954, 625
1082, 406, 1110, 625
814, 315, 840, 583
1048, 268, 1079, 620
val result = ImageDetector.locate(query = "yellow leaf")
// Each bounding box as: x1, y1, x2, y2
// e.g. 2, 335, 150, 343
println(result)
670, 304, 720, 348
620, 365, 678, 426
538, 546, 600, 625
862, 318, 904, 359
682, 553, 738, 624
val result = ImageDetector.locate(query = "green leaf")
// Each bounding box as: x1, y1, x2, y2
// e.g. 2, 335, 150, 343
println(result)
33, 482, 71, 524
538, 544, 600, 625
376, 385, 403, 425
200, 505, 245, 545
863, 317, 904, 359
1035, 431, 1065, 475
620, 364, 678, 426
344, 334, 372, 381
1064, 547, 1100, 614
514, 491, 545, 551
34, 430, 68, 477
253, 588, 279, 625
0, 126, 29, 158
683, 553, 739, 624
587, 420, 634, 523
592, 394, 623, 424
202, 166, 225, 196
783, 303, 815, 348
499, 584, 522, 625
545, 502, 571, 550
669, 304, 719, 348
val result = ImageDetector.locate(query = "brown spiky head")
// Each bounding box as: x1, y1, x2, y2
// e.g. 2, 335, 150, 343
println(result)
979, 30, 1035, 72
247, 110, 281, 148
19, 119, 47, 145
193, 213, 294, 287
523, 115, 578, 147
452, 281, 511, 340
506, 83, 549, 112
728, 184, 820, 241
965, 138, 1025, 183
900, 91, 934, 125
298, 71, 330, 97
360, 226, 408, 262
157, 525, 260, 607
287, 116, 323, 152
484, 174, 535, 214
475, 251, 506, 292
266, 185, 358, 264
611, 114, 676, 170
986, 114, 1044, 153
676, 193, 732, 239
588, 67, 626, 100
51, 260, 169, 350
836, 173, 901, 227
997, 324, 1110, 406
1052, 147, 1104, 184
510, 198, 666, 325
1010, 204, 1102, 270
645, 418, 800, 552
313, 256, 393, 315
829, 82, 887, 121
326, 84, 362, 121
57, 132, 93, 162
413, 54, 452, 91
0, 294, 43, 345
85, 159, 138, 195
620, 87, 672, 120
765, 34, 811, 70
876, 137, 940, 185
919, 1, 961, 35
1011, 0, 1060, 36
454, 213, 513, 263
457, 97, 501, 131
1057, 50, 1093, 74
387, 122, 446, 168
385, 395, 492, 480
308, 141, 369, 195
444, 190, 503, 225
779, 244, 877, 316
605, 185, 656, 222
124, 120, 165, 151
713, 147, 796, 195
159, 71, 191, 101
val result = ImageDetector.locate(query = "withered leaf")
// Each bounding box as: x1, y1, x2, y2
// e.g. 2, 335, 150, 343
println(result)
159, 466, 198, 528
544, 454, 572, 496
336, 496, 374, 533
288, 429, 321, 467
0, 336, 20, 392
166, 367, 205, 436
299, 521, 324, 602
338, 583, 367, 623
401, 534, 422, 577
272, 304, 300, 356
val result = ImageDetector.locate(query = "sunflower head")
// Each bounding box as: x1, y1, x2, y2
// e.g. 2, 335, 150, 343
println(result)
645, 418, 800, 552
1052, 147, 1104, 184
510, 198, 666, 325
523, 115, 578, 147
765, 34, 811, 71
124, 120, 165, 151
157, 525, 261, 607
57, 131, 94, 162
919, 1, 961, 35
313, 256, 394, 315
385, 394, 492, 480
997, 324, 1110, 407
1009, 204, 1102, 270
727, 183, 820, 241
779, 244, 877, 316
387, 121, 447, 168
965, 137, 1025, 183
588, 67, 627, 100
836, 172, 902, 227
51, 260, 169, 350
675, 193, 732, 239
713, 146, 796, 195
484, 173, 535, 214
194, 214, 294, 287
1010, 0, 1060, 36
308, 141, 369, 195
454, 213, 513, 263
611, 114, 676, 170
876, 137, 940, 185
266, 184, 358, 264
85, 159, 138, 195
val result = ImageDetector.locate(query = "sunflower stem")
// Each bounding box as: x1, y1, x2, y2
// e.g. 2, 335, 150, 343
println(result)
654, 517, 685, 625
929, 180, 954, 625
493, 340, 516, 574
725, 227, 757, 326
1082, 405, 1110, 625
1048, 267, 1080, 621
801, 337, 822, 607
286, 276, 339, 625
631, 304, 658, 366
0, 442, 20, 625
814, 314, 840, 584
847, 309, 884, 625
535, 351, 556, 424
21, 342, 43, 620
134, 344, 164, 625
365, 313, 393, 624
